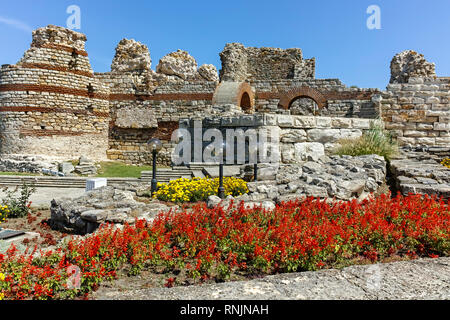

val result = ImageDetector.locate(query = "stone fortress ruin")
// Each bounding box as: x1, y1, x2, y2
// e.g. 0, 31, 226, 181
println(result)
0, 25, 449, 203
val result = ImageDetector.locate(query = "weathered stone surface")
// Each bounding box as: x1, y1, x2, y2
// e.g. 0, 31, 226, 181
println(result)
92, 257, 450, 300
115, 106, 157, 129
0, 154, 57, 174
390, 50, 436, 84
80, 209, 108, 223
219, 43, 314, 81
307, 129, 341, 143
111, 39, 151, 72
294, 142, 325, 162
75, 165, 97, 176
207, 195, 222, 209
59, 162, 75, 175
246, 155, 387, 202
50, 186, 172, 234
282, 142, 325, 163
156, 49, 197, 80
390, 149, 450, 199
281, 129, 307, 143
198, 64, 219, 82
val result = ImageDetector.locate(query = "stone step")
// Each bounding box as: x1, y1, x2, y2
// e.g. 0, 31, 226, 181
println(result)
0, 176, 140, 188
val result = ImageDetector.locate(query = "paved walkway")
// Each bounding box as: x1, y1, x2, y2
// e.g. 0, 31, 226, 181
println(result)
93, 257, 450, 300
0, 187, 85, 209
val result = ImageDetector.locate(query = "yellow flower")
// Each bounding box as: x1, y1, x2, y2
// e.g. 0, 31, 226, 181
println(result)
441, 158, 450, 169
153, 177, 248, 203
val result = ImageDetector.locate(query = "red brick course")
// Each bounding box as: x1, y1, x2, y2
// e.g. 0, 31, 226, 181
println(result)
19, 63, 94, 77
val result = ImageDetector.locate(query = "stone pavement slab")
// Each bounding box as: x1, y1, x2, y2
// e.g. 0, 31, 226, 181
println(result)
92, 257, 450, 300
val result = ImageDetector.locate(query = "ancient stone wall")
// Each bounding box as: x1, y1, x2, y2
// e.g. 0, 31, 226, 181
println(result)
250, 79, 380, 118
0, 25, 110, 161
180, 114, 378, 165
381, 77, 450, 147
379, 50, 449, 147
95, 38, 221, 164
219, 43, 315, 81
1, 26, 447, 168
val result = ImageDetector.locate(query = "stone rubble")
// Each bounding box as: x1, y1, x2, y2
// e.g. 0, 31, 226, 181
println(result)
389, 147, 450, 200
240, 154, 387, 203
0, 154, 57, 173
74, 156, 98, 176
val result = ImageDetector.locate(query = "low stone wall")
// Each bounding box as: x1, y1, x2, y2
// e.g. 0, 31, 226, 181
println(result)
182, 114, 380, 165
251, 79, 380, 117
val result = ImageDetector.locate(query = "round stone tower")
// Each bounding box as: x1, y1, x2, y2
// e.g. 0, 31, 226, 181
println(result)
0, 25, 110, 160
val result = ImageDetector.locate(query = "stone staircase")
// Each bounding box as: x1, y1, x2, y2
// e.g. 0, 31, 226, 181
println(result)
140, 167, 198, 184
0, 176, 140, 188
0, 163, 243, 188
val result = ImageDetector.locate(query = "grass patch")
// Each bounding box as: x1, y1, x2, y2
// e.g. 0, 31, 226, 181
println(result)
333, 120, 399, 161
95, 161, 163, 178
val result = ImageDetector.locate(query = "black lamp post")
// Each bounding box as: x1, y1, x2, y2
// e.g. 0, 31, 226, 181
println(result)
218, 142, 226, 199
148, 138, 163, 196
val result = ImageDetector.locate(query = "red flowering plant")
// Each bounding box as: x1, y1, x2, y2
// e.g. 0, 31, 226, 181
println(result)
0, 193, 448, 300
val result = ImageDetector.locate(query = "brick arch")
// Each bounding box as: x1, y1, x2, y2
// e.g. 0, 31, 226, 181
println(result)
212, 81, 255, 113
278, 86, 327, 110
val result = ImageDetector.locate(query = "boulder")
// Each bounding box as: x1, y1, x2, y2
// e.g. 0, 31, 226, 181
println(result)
50, 186, 172, 234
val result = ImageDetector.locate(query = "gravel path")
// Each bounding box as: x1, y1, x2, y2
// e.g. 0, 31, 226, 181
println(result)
92, 257, 450, 300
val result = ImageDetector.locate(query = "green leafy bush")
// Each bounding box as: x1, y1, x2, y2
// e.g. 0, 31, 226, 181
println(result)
333, 121, 399, 160
1, 182, 36, 218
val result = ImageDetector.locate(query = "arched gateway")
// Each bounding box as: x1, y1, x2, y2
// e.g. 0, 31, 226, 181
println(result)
212, 81, 255, 113
278, 86, 327, 110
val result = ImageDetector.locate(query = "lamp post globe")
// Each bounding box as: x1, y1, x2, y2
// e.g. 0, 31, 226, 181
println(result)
147, 138, 162, 196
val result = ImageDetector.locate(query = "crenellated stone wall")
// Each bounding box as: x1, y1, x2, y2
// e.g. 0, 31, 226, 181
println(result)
0, 26, 448, 168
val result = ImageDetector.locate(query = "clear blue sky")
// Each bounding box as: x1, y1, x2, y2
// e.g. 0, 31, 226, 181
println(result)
0, 0, 449, 89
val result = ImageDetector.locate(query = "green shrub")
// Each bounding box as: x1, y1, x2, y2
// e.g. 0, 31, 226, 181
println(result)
1, 182, 36, 218
333, 121, 399, 161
